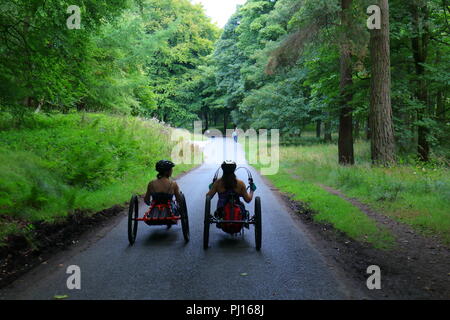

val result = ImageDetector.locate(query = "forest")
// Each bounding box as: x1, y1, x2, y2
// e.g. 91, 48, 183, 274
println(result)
0, 0, 449, 246
191, 0, 449, 166
1, 0, 449, 162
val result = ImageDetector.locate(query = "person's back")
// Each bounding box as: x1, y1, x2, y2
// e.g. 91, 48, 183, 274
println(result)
210, 178, 249, 208
206, 161, 256, 210
146, 177, 178, 203
144, 160, 182, 206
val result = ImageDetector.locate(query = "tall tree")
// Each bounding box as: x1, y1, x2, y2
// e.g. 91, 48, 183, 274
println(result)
338, 0, 355, 165
369, 0, 396, 165
410, 0, 431, 161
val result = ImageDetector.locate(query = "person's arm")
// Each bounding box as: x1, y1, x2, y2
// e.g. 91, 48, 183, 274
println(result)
144, 181, 153, 205
206, 181, 218, 199
239, 181, 254, 203
173, 182, 182, 204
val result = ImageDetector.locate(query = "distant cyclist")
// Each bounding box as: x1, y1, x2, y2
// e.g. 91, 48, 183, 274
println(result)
232, 128, 238, 143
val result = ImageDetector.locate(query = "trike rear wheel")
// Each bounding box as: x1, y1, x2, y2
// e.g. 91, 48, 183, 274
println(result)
128, 195, 139, 245
203, 196, 211, 250
179, 193, 190, 243
254, 196, 262, 251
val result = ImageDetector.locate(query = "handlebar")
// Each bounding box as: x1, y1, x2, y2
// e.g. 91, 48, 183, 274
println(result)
211, 166, 254, 187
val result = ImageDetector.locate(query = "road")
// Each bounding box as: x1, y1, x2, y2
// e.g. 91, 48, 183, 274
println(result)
0, 138, 355, 300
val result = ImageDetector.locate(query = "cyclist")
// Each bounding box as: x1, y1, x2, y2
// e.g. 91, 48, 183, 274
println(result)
206, 161, 257, 214
144, 160, 182, 215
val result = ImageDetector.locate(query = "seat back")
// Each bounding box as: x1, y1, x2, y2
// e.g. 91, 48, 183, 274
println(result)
151, 192, 173, 205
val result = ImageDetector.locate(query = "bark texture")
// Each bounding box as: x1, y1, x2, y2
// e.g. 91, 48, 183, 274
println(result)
338, 0, 355, 165
369, 0, 396, 165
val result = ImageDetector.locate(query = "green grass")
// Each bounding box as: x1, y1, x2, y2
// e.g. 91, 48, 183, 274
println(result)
245, 134, 449, 246
272, 141, 450, 245
0, 112, 198, 246
263, 167, 395, 249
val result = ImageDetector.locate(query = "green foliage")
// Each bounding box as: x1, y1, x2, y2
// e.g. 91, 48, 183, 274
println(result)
189, 0, 449, 162
277, 140, 450, 244
0, 0, 132, 110
142, 0, 220, 125
0, 113, 196, 237
257, 161, 395, 249
0, 0, 219, 124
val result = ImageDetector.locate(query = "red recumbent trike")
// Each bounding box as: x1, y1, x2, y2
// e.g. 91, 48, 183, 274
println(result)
127, 192, 190, 245
203, 167, 262, 251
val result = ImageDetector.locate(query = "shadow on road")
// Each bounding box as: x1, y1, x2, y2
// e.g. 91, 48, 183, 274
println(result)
215, 234, 252, 250
142, 228, 180, 246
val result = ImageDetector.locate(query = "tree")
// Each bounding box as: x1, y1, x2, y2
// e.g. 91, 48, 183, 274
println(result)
188, 0, 449, 162
142, 0, 219, 125
338, 0, 355, 165
369, 0, 396, 165
410, 0, 431, 162
0, 0, 131, 112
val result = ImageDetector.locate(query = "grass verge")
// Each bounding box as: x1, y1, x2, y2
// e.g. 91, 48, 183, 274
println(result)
0, 112, 198, 246
278, 142, 450, 244
262, 167, 395, 249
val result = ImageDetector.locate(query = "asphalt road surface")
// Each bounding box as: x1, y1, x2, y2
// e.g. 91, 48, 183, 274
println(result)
0, 138, 356, 300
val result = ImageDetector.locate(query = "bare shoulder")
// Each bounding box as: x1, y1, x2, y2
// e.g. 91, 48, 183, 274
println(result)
172, 180, 179, 188
214, 178, 223, 188
237, 179, 247, 191
146, 180, 156, 194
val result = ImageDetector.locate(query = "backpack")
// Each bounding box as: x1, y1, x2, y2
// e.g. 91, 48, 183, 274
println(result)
220, 201, 244, 234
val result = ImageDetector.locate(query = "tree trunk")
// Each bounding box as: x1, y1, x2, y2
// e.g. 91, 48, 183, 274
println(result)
324, 120, 332, 142
410, 1, 430, 162
436, 90, 446, 122
369, 0, 396, 165
223, 110, 229, 136
316, 119, 321, 138
338, 0, 355, 165
435, 50, 446, 124
366, 116, 371, 140
203, 108, 209, 133
354, 119, 360, 140
213, 111, 218, 126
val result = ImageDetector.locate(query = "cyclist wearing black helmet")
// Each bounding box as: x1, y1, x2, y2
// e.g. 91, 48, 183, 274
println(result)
206, 161, 256, 211
144, 160, 182, 207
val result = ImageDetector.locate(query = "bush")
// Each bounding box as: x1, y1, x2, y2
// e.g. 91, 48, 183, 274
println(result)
0, 112, 195, 242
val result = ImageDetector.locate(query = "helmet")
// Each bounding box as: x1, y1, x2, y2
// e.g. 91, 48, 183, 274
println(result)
156, 160, 175, 173
221, 160, 237, 174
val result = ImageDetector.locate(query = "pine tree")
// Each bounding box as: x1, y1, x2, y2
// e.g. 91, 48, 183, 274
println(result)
369, 0, 396, 165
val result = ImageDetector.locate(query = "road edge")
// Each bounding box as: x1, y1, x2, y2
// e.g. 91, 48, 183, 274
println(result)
256, 172, 371, 300
0, 164, 201, 291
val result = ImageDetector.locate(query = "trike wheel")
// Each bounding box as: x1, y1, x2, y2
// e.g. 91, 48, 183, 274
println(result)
203, 196, 211, 250
254, 196, 262, 251
179, 193, 190, 243
128, 195, 139, 245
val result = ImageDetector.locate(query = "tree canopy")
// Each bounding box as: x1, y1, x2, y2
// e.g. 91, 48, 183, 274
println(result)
1, 0, 448, 162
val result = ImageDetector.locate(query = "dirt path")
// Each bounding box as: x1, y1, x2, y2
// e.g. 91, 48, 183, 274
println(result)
280, 177, 450, 299
321, 185, 450, 298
